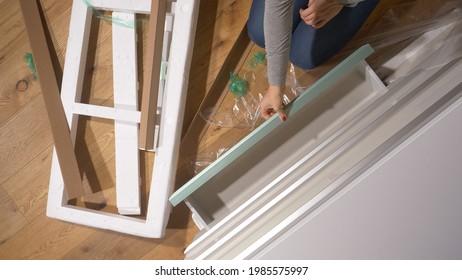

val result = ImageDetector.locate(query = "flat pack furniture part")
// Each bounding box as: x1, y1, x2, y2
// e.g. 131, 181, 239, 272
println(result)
112, 11, 141, 215
139, 0, 167, 151
244, 60, 462, 260
247, 20, 460, 260
256, 88, 462, 259
87, 0, 150, 13
175, 23, 462, 259
170, 44, 377, 207
19, 0, 85, 199
47, 0, 199, 238
187, 57, 462, 259
168, 44, 385, 254
111, 1, 174, 214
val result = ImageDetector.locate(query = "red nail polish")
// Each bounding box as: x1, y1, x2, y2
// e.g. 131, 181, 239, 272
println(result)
282, 116, 287, 122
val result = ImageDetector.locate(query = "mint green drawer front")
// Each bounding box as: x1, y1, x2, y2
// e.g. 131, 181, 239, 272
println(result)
170, 44, 374, 207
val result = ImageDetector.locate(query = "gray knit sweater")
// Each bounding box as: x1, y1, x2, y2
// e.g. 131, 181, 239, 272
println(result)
264, 0, 365, 86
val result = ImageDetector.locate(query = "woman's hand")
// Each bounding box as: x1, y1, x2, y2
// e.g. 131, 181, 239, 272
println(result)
299, 0, 343, 29
260, 84, 288, 121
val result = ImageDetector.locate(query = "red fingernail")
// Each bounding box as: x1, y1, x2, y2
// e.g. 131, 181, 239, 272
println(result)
282, 116, 287, 122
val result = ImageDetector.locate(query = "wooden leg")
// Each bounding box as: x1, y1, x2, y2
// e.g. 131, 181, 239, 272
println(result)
139, 0, 168, 151
19, 0, 85, 199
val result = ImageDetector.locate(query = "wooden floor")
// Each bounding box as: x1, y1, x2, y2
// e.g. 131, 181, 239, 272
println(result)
0, 0, 452, 259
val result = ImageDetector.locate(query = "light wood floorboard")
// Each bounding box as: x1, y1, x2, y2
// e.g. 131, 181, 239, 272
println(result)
0, 0, 452, 259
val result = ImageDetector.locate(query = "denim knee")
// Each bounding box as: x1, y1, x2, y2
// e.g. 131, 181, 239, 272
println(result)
289, 57, 316, 71
289, 51, 319, 70
246, 22, 265, 48
246, 0, 265, 48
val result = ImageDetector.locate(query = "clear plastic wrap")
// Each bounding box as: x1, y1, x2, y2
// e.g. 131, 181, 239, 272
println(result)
190, 49, 308, 175
82, 0, 146, 28
355, 0, 462, 83
364, 0, 462, 50
368, 0, 462, 85
198, 74, 261, 128
200, 50, 307, 129
187, 146, 232, 176
383, 19, 462, 85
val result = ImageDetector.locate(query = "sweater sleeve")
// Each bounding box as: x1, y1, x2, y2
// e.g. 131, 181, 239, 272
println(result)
264, 0, 366, 85
337, 0, 366, 7
264, 0, 294, 86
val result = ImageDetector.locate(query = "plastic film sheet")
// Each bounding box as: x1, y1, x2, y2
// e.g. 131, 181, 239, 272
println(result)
82, 0, 146, 28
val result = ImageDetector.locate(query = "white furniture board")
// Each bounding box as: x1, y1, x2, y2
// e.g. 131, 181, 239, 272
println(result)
181, 23, 462, 259
89, 0, 151, 14
183, 57, 392, 258
242, 61, 462, 260
46, 0, 199, 238
185, 56, 462, 259
112, 12, 140, 215
72, 102, 141, 123
186, 61, 386, 227
256, 85, 462, 260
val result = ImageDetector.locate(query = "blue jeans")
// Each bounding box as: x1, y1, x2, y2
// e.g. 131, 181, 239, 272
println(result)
247, 0, 379, 70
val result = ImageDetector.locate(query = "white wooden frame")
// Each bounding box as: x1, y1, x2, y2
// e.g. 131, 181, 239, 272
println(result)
47, 0, 199, 238
111, 11, 141, 215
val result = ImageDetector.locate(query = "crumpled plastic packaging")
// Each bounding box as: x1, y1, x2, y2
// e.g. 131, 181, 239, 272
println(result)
200, 51, 307, 129
82, 0, 146, 28
24, 52, 37, 80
